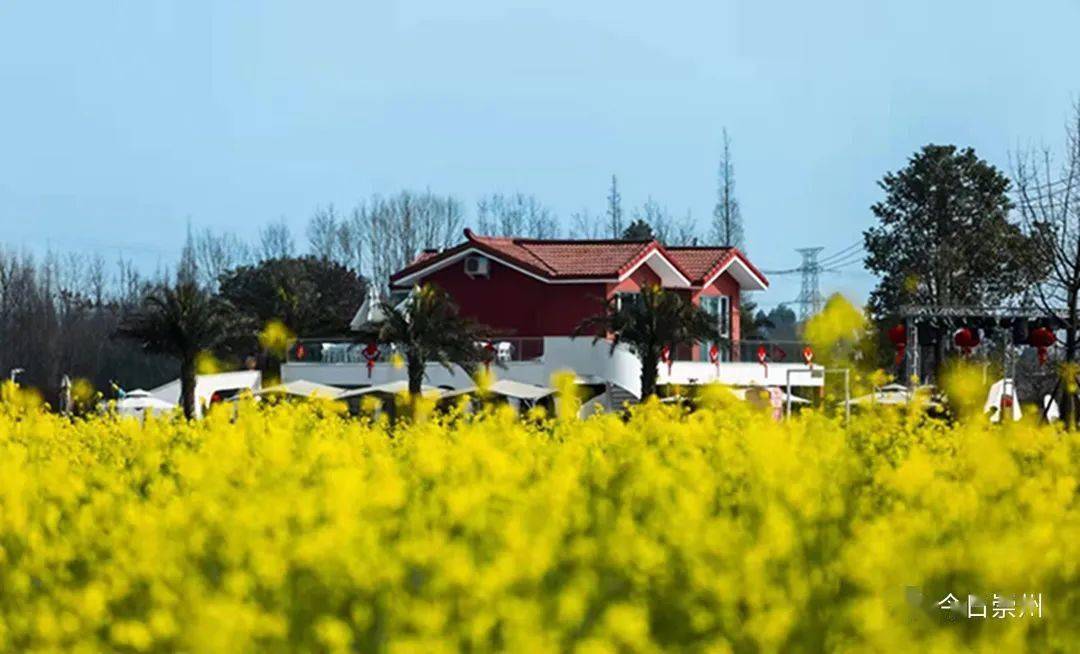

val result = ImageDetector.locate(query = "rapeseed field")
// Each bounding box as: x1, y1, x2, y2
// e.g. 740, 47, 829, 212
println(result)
0, 383, 1077, 652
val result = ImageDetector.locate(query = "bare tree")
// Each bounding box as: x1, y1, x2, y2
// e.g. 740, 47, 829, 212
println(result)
307, 205, 341, 260
1013, 101, 1080, 426
570, 208, 605, 239
336, 206, 367, 273
88, 254, 106, 306
0, 246, 173, 405
177, 224, 198, 286
712, 128, 744, 248
475, 192, 557, 238
632, 198, 697, 245
258, 219, 295, 261
194, 228, 251, 289
362, 190, 464, 292
607, 174, 623, 238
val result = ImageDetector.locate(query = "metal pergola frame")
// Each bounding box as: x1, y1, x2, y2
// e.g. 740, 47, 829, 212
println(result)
896, 304, 1067, 384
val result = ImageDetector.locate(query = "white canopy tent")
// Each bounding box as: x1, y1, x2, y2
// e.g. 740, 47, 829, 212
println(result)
337, 380, 443, 399
440, 379, 555, 402
847, 383, 941, 409
149, 371, 262, 418
254, 380, 344, 400
110, 389, 177, 417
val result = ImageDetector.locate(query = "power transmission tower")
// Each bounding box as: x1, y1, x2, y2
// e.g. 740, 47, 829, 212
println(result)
795, 247, 824, 321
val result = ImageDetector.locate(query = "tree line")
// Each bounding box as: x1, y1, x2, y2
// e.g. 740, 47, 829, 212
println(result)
2, 130, 753, 408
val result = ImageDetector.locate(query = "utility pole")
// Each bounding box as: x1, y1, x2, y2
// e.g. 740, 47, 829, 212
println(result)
795, 247, 824, 321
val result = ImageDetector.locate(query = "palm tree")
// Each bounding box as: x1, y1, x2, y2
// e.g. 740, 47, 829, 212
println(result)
574, 284, 720, 399
370, 284, 485, 397
116, 281, 240, 419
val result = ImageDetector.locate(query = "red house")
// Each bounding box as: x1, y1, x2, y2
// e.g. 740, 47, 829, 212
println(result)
389, 229, 768, 359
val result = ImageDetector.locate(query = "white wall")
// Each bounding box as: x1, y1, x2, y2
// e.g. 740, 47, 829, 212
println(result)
281, 337, 824, 398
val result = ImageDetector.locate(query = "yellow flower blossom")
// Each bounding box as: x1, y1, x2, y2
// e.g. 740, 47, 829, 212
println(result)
0, 380, 1076, 651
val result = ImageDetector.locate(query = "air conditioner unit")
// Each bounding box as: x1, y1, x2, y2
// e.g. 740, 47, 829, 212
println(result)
464, 255, 490, 278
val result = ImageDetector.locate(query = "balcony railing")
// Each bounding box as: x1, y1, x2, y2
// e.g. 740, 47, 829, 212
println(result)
669, 339, 812, 364
285, 337, 809, 367
286, 337, 546, 364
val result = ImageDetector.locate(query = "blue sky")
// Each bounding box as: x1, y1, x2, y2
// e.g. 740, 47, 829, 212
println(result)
2, 1, 1078, 308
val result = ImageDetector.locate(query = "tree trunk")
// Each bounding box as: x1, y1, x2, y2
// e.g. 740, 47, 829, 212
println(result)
640, 351, 659, 399
407, 355, 425, 398
180, 355, 196, 420
1063, 303, 1077, 430
933, 327, 948, 385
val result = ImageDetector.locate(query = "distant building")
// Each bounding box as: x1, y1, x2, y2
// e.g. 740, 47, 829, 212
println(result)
282, 230, 822, 398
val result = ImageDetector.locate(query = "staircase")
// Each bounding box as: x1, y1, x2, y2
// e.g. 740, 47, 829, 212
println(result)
606, 383, 639, 411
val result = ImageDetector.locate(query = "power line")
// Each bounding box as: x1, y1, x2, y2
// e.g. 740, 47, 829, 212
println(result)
818, 242, 862, 265
821, 252, 865, 269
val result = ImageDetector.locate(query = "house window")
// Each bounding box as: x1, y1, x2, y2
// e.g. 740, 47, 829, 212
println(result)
614, 291, 641, 312
699, 295, 731, 362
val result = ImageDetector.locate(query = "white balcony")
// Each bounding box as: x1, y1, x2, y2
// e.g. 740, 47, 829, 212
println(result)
281, 337, 824, 399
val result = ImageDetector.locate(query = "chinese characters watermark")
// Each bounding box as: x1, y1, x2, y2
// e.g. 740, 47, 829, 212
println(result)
933, 592, 1042, 620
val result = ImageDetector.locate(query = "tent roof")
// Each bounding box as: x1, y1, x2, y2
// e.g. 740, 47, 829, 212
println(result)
337, 380, 443, 399
255, 380, 344, 399
847, 384, 941, 407
105, 392, 177, 414
349, 285, 387, 332
440, 379, 555, 401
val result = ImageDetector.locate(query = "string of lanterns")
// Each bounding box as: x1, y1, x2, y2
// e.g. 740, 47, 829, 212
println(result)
887, 319, 1058, 366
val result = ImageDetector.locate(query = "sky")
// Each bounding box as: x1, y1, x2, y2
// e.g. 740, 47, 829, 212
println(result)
2, 1, 1079, 309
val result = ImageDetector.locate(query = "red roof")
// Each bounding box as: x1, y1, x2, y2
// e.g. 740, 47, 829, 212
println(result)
666, 247, 768, 287
390, 230, 767, 288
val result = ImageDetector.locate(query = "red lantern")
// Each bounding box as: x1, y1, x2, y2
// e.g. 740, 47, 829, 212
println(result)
295, 344, 307, 361
756, 344, 768, 376
887, 324, 906, 365
1029, 327, 1057, 366
802, 346, 814, 366
660, 344, 673, 374
953, 327, 980, 356
362, 342, 380, 378
708, 342, 720, 365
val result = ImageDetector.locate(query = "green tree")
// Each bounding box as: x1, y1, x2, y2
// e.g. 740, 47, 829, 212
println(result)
864, 144, 1037, 372
116, 281, 241, 419
739, 299, 776, 341
366, 285, 486, 398
621, 219, 655, 241
217, 256, 365, 339
574, 285, 719, 399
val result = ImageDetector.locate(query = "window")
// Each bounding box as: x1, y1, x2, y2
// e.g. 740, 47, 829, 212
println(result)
699, 295, 731, 362
614, 291, 641, 312
718, 296, 731, 337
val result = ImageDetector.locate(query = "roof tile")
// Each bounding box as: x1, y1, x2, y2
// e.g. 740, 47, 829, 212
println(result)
391, 230, 767, 288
